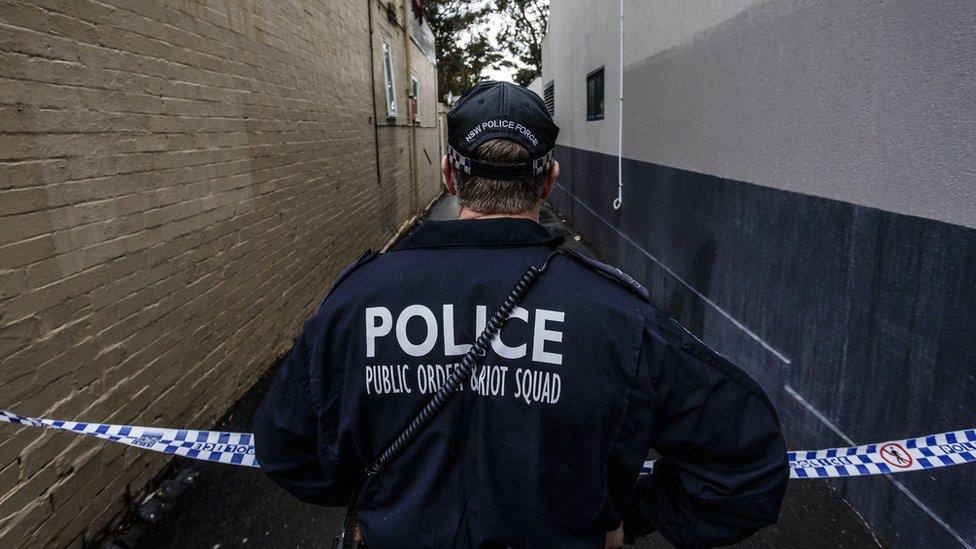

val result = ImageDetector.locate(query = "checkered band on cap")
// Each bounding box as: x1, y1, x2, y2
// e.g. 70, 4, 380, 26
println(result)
448, 145, 553, 178
448, 145, 472, 175
532, 150, 554, 175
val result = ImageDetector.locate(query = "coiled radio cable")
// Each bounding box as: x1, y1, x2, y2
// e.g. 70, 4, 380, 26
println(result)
366, 251, 562, 476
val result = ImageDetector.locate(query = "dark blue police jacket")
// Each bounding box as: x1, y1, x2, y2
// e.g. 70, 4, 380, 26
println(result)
253, 218, 789, 548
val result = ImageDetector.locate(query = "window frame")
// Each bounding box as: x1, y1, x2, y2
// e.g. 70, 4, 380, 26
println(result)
382, 40, 398, 119
586, 66, 605, 121
411, 75, 420, 123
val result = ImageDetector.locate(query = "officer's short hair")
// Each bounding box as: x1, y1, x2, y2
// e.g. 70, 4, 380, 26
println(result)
453, 138, 548, 214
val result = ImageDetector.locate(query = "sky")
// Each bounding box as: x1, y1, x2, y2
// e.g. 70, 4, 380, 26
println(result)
481, 12, 518, 82
484, 62, 517, 83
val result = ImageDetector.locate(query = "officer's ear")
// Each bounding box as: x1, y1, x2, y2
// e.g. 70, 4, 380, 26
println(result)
540, 160, 559, 200
442, 155, 458, 195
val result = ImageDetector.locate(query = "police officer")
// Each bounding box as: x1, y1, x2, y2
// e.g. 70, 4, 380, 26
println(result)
253, 81, 789, 548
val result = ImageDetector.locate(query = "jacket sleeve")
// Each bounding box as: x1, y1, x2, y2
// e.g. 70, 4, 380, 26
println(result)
252, 328, 350, 506
622, 312, 790, 547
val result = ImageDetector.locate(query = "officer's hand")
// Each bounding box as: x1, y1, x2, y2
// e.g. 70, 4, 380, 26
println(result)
604, 522, 624, 548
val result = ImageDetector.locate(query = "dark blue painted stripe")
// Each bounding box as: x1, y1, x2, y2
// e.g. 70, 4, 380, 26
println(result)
550, 143, 976, 546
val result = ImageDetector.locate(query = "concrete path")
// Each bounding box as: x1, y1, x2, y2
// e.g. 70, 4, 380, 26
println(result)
110, 196, 881, 548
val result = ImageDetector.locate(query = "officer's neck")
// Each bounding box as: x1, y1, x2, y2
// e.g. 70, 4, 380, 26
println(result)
457, 207, 540, 223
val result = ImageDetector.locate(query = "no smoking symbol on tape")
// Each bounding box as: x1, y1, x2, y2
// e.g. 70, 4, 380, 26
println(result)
879, 443, 913, 468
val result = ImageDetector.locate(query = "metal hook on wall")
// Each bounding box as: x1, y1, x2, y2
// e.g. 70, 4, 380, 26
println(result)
612, 0, 624, 211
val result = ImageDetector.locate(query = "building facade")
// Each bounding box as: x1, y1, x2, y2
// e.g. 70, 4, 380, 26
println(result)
0, 0, 439, 545
540, 0, 976, 546
370, 0, 442, 236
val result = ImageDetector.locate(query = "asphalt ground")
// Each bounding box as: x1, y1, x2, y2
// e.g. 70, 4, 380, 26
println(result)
106, 196, 883, 548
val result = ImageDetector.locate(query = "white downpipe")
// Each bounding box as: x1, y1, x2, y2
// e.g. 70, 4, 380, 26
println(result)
612, 0, 625, 210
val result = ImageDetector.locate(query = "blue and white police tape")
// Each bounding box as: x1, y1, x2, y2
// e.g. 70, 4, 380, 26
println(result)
3, 409, 975, 479
0, 409, 259, 468
640, 427, 976, 479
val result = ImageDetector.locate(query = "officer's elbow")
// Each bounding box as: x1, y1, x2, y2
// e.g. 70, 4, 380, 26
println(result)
256, 453, 343, 507
731, 450, 791, 542
696, 489, 786, 547
748, 438, 790, 524
749, 463, 790, 529
698, 447, 790, 546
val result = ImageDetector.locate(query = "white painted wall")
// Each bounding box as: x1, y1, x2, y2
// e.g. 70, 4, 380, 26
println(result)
542, 0, 976, 228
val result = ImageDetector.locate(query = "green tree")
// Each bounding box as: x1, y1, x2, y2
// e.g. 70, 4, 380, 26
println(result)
494, 0, 549, 86
424, 0, 501, 103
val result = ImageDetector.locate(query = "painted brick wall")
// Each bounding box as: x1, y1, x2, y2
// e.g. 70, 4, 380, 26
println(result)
0, 0, 436, 545
370, 0, 441, 229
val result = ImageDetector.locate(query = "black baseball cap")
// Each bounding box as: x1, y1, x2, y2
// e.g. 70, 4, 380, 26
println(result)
447, 81, 559, 180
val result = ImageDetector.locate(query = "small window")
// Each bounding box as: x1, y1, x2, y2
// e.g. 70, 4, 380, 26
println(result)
543, 80, 555, 116
586, 67, 604, 121
411, 75, 419, 123
382, 41, 397, 118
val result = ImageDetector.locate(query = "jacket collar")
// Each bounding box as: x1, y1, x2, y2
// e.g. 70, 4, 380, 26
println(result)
393, 218, 564, 251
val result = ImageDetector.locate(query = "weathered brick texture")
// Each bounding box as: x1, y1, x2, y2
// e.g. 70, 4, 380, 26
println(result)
0, 0, 440, 545
370, 0, 441, 231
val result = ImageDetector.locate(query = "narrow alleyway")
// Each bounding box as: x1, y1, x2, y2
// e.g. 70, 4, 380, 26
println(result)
112, 197, 881, 549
